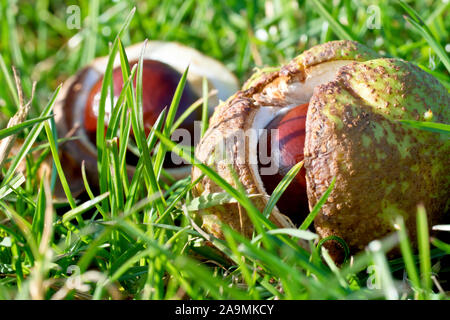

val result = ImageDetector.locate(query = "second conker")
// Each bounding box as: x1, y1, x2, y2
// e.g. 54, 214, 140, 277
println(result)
55, 40, 240, 196
84, 59, 199, 146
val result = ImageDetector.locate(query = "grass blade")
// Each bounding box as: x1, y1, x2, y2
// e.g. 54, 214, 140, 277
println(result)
62, 192, 110, 223
201, 77, 209, 137
299, 176, 336, 230
398, 0, 450, 72
396, 216, 422, 297
399, 119, 450, 134
2, 85, 61, 187
153, 65, 190, 179
368, 240, 399, 300
43, 121, 77, 211
262, 161, 303, 219
0, 115, 53, 140
417, 204, 432, 296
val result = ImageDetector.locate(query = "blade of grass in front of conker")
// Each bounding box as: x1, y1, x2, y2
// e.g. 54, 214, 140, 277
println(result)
186, 192, 261, 211
96, 46, 118, 209
262, 161, 303, 219
316, 235, 350, 265
95, 41, 117, 169
171, 91, 216, 133
119, 107, 133, 193
251, 228, 318, 244
418, 65, 450, 90
320, 246, 349, 290
124, 106, 167, 212
152, 130, 263, 223
226, 162, 278, 252
339, 233, 400, 288
43, 122, 88, 232
153, 65, 190, 179
201, 77, 209, 137
181, 204, 235, 258
299, 176, 336, 230
399, 119, 450, 134
96, 8, 136, 206
117, 39, 137, 194
105, 65, 137, 141
134, 40, 166, 216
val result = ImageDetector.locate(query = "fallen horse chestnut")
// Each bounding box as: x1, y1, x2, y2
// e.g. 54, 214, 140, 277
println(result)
55, 41, 239, 196
192, 40, 450, 259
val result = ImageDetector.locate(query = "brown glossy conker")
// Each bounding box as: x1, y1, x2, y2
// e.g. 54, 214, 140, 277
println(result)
84, 59, 199, 145
258, 103, 309, 224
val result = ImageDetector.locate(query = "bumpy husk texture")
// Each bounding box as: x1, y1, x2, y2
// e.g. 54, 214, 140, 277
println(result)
305, 58, 449, 257
192, 40, 450, 257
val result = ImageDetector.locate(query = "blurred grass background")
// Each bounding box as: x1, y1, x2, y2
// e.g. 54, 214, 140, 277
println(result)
0, 0, 448, 120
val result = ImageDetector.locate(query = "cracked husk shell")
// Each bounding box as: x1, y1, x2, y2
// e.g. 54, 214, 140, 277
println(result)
192, 40, 450, 257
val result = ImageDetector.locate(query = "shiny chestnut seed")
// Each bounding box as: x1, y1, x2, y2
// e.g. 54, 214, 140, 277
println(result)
84, 59, 199, 166
258, 103, 309, 225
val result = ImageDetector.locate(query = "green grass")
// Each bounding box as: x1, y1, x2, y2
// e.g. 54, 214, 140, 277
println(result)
0, 0, 449, 300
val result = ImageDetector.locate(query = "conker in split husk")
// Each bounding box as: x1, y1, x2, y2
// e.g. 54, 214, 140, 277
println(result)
192, 40, 450, 261
259, 103, 309, 225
